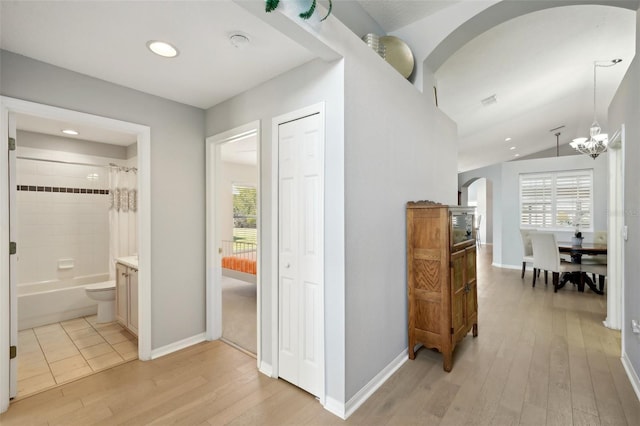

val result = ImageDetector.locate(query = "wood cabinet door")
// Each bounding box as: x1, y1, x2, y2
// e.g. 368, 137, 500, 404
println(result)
465, 246, 478, 325
128, 268, 139, 336
115, 263, 128, 326
450, 249, 467, 343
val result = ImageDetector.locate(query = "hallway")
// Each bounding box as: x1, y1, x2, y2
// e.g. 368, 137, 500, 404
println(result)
1, 247, 637, 425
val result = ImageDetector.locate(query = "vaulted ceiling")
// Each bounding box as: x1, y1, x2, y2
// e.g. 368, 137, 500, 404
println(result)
1, 1, 637, 172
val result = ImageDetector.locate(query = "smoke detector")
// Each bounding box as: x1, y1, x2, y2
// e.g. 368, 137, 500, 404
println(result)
229, 32, 250, 49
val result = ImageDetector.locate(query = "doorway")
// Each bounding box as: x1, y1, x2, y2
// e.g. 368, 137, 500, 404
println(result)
0, 97, 151, 411
206, 121, 261, 358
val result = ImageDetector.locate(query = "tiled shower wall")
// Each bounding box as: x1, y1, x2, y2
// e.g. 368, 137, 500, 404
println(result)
16, 155, 111, 285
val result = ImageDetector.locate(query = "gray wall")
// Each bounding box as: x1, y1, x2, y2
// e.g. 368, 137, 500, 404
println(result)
205, 58, 346, 402
2, 50, 207, 349
459, 155, 608, 268
343, 37, 458, 400
608, 7, 640, 383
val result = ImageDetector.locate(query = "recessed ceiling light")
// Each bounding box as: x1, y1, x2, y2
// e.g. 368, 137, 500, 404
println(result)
510, 146, 516, 150
62, 129, 79, 136
147, 40, 179, 58
505, 137, 512, 142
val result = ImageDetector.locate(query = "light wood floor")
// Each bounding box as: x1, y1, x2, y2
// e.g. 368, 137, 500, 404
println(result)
2, 246, 639, 425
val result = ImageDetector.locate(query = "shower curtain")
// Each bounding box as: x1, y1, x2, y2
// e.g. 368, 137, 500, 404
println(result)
109, 166, 138, 279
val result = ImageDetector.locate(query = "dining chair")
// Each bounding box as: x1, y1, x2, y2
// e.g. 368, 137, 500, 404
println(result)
580, 263, 607, 293
530, 232, 581, 292
582, 230, 607, 289
519, 229, 535, 279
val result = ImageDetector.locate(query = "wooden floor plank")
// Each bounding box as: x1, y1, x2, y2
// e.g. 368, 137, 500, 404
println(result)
2, 247, 638, 426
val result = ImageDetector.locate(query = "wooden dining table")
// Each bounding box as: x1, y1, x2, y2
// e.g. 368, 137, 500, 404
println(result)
557, 241, 607, 295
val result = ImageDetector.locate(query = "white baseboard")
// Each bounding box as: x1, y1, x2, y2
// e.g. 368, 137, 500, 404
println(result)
622, 351, 640, 402
259, 360, 273, 377
324, 396, 346, 419
150, 332, 206, 360
324, 349, 408, 420
491, 262, 522, 270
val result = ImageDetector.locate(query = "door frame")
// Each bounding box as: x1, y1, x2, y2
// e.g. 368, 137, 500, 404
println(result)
605, 125, 624, 331
0, 97, 152, 412
271, 102, 326, 404
205, 121, 261, 364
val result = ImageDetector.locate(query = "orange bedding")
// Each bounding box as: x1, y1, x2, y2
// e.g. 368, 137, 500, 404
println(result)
222, 256, 257, 275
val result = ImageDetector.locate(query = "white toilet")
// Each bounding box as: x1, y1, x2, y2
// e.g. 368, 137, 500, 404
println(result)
85, 281, 116, 323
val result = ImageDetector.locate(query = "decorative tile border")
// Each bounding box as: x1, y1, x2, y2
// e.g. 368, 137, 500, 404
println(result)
17, 185, 109, 194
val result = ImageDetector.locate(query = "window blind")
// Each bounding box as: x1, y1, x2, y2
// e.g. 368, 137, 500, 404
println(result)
519, 170, 593, 231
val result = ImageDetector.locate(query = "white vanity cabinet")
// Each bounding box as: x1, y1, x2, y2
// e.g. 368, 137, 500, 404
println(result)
115, 259, 138, 336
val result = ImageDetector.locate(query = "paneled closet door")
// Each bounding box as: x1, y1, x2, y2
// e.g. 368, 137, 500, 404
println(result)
278, 112, 323, 397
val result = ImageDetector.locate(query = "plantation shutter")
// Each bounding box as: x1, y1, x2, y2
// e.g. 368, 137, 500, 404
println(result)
519, 170, 593, 230
520, 174, 553, 227
554, 171, 592, 229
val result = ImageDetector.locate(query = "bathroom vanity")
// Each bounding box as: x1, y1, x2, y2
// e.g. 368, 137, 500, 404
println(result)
115, 256, 138, 336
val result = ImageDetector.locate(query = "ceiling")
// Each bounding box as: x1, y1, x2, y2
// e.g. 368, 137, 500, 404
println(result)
1, 1, 637, 172
0, 1, 314, 110
349, 1, 636, 171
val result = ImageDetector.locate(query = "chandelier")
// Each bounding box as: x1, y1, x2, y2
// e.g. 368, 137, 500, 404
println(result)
570, 59, 622, 159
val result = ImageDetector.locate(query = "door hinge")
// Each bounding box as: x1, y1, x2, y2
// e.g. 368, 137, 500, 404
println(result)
8, 137, 16, 151
450, 327, 454, 334
9, 241, 17, 255
10, 345, 17, 359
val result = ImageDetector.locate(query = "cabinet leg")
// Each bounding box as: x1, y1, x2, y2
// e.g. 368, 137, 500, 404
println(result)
443, 352, 453, 372
408, 340, 416, 360
472, 323, 478, 337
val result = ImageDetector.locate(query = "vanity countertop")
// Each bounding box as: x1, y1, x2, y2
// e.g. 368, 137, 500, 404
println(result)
116, 256, 138, 269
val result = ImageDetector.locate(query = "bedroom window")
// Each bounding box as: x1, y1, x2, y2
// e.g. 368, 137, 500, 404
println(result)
232, 184, 257, 247
519, 170, 593, 231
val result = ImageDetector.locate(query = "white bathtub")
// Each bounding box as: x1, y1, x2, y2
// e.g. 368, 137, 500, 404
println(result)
18, 274, 110, 330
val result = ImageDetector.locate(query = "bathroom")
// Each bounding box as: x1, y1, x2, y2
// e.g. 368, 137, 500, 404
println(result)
13, 116, 139, 398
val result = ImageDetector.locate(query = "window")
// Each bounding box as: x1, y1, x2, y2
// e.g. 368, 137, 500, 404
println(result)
519, 170, 593, 231
232, 184, 257, 245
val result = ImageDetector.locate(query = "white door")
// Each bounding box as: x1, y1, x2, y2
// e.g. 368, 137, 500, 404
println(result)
278, 112, 323, 397
8, 113, 17, 398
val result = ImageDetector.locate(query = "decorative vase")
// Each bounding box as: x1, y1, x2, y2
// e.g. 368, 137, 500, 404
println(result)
571, 236, 583, 247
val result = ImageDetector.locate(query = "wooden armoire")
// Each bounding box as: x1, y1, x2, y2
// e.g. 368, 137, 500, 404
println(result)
406, 201, 478, 372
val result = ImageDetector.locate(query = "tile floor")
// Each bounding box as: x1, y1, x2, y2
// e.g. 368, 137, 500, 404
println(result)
17, 315, 137, 398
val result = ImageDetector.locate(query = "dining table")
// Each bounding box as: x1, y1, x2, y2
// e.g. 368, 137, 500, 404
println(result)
557, 241, 607, 295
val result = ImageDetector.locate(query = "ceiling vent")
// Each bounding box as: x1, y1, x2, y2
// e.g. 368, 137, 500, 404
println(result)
480, 94, 497, 106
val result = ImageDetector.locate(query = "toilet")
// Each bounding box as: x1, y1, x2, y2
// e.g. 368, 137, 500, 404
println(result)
85, 280, 116, 323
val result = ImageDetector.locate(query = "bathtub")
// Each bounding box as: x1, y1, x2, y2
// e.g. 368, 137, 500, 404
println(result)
18, 273, 110, 330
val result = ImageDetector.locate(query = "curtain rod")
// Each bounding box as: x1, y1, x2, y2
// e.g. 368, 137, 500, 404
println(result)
16, 156, 137, 172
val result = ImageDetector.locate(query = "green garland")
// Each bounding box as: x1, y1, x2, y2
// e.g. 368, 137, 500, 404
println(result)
265, 0, 333, 22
